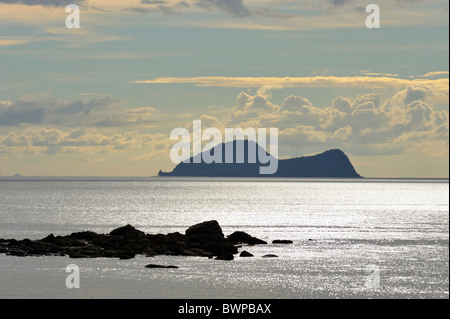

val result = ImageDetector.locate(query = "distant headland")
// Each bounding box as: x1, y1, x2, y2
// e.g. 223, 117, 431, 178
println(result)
159, 140, 362, 178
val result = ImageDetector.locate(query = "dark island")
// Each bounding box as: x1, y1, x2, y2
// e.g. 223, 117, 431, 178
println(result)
159, 141, 362, 178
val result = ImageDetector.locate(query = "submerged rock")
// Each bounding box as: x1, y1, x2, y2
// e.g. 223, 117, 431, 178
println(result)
215, 253, 234, 261
272, 240, 293, 244
145, 264, 178, 269
262, 254, 279, 258
239, 250, 254, 257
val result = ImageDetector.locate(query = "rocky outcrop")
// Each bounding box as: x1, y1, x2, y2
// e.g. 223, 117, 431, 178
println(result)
0, 220, 245, 260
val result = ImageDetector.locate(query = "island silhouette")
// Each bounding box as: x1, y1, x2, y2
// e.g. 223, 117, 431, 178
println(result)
159, 140, 362, 178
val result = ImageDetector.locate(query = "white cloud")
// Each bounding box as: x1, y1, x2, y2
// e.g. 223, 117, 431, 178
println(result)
192, 84, 448, 158
0, 0, 87, 6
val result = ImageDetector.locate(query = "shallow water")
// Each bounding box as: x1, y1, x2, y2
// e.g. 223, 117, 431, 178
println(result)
0, 177, 448, 298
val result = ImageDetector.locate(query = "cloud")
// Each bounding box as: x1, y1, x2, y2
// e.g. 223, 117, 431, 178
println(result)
123, 0, 192, 15
196, 0, 251, 17
0, 37, 33, 47
404, 85, 429, 105
250, 7, 292, 19
422, 71, 449, 78
360, 71, 399, 77
0, 0, 87, 6
124, 4, 182, 15
141, 0, 167, 4
329, 0, 353, 7
0, 127, 169, 158
126, 0, 252, 17
132, 75, 449, 92
0, 95, 158, 127
191, 84, 448, 158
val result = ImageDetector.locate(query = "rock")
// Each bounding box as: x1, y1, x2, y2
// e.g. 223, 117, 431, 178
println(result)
272, 240, 293, 244
110, 224, 145, 238
68, 252, 89, 259
145, 250, 157, 257
262, 254, 278, 258
0, 221, 242, 260
228, 231, 267, 245
239, 250, 254, 257
145, 264, 178, 269
182, 248, 212, 257
69, 239, 90, 247
215, 253, 234, 261
68, 231, 99, 240
41, 234, 56, 244
119, 252, 136, 260
186, 220, 224, 242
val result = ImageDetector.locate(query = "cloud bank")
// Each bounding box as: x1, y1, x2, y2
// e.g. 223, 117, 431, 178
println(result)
0, 0, 87, 6
132, 76, 449, 92
0, 95, 157, 127
193, 84, 449, 158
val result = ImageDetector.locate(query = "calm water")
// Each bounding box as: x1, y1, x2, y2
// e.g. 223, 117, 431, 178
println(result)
0, 177, 448, 298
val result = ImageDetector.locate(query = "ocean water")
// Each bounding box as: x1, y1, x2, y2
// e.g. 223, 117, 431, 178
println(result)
0, 177, 448, 299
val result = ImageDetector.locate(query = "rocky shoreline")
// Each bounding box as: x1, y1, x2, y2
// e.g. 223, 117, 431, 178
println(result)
0, 220, 273, 261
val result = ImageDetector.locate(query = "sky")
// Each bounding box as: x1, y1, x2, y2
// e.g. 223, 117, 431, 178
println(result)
0, 0, 448, 178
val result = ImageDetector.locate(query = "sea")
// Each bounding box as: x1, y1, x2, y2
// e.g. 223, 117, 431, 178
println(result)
0, 177, 448, 299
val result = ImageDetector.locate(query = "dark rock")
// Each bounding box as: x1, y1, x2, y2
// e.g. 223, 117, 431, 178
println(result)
239, 250, 254, 257
110, 224, 145, 238
145, 264, 179, 269
215, 253, 234, 261
262, 254, 278, 258
68, 251, 89, 258
272, 240, 293, 244
0, 221, 244, 260
69, 239, 90, 247
68, 231, 99, 240
7, 249, 29, 257
119, 252, 135, 260
228, 231, 267, 245
41, 234, 56, 244
145, 250, 157, 257
182, 248, 212, 257
186, 220, 224, 242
